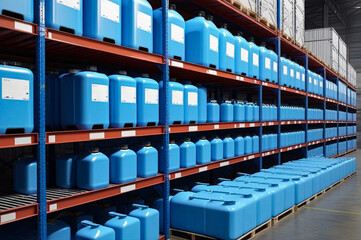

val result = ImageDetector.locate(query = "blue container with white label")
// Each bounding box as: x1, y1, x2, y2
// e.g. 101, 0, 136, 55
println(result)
269, 49, 278, 83
307, 70, 313, 93
207, 100, 220, 123
45, 0, 83, 35
56, 153, 77, 189
234, 32, 250, 76
234, 101, 245, 122
108, 145, 137, 184
184, 84, 198, 124
136, 74, 159, 126
244, 136, 252, 155
289, 60, 296, 88
211, 137, 223, 161
137, 142, 158, 178
220, 100, 234, 122
14, 157, 37, 195
122, 0, 153, 52
0, 0, 33, 22
235, 136, 245, 156
154, 4, 185, 60
299, 65, 306, 91
280, 57, 289, 87
253, 104, 259, 122
196, 137, 211, 164
159, 140, 180, 172
0, 65, 34, 134
83, 0, 121, 44
109, 72, 137, 128
60, 71, 109, 130
46, 74, 61, 130
129, 204, 159, 240
245, 103, 254, 122
248, 37, 260, 78
77, 148, 109, 190
223, 136, 235, 159
252, 135, 259, 153
105, 212, 141, 240
259, 43, 272, 82
75, 221, 115, 240
185, 12, 219, 68
180, 139, 196, 167
198, 86, 207, 123
219, 24, 235, 72
160, 80, 184, 125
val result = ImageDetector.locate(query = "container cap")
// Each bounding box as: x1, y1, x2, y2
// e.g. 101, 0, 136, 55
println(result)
236, 31, 244, 37
117, 70, 127, 76
185, 138, 191, 142
170, 140, 176, 144
214, 135, 219, 139
144, 141, 152, 147
69, 69, 80, 73
197, 11, 205, 17
169, 4, 176, 11
220, 23, 228, 29
248, 37, 255, 42
210, 99, 218, 103
206, 15, 214, 21
225, 134, 231, 138
200, 136, 207, 140
91, 147, 100, 153
261, 42, 266, 47
121, 144, 129, 150
141, 73, 150, 78
86, 66, 98, 72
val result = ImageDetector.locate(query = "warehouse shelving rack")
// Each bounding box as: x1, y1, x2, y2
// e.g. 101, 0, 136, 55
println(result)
0, 0, 357, 239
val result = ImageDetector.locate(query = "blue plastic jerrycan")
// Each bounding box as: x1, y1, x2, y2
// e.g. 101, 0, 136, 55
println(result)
76, 148, 109, 190
234, 32, 250, 76
160, 80, 184, 125
198, 86, 207, 123
207, 100, 220, 123
14, 156, 37, 195
248, 37, 260, 79
136, 74, 159, 126
153, 4, 185, 60
180, 138, 196, 167
46, 74, 61, 130
288, 59, 296, 88
47, 220, 71, 240
60, 70, 109, 130
259, 42, 272, 82
307, 70, 314, 93
122, 0, 153, 52
269, 48, 278, 83
150, 196, 173, 234
235, 136, 245, 156
220, 100, 234, 122
105, 212, 141, 240
253, 103, 260, 122
159, 140, 180, 172
129, 204, 159, 240
234, 101, 245, 122
184, 83, 198, 124
108, 145, 137, 184
109, 71, 137, 128
45, 0, 83, 35
223, 135, 235, 159
211, 136, 223, 161
185, 12, 219, 68
244, 136, 253, 155
0, 65, 34, 134
137, 142, 158, 178
219, 23, 235, 72
90, 203, 117, 225
252, 135, 259, 153
245, 102, 254, 122
56, 153, 77, 189
195, 137, 211, 164
280, 57, 289, 87
83, 0, 121, 44
75, 221, 115, 240
0, 0, 34, 22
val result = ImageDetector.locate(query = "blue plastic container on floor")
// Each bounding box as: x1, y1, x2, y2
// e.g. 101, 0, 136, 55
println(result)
207, 100, 220, 123
252, 135, 259, 153
83, 0, 121, 44
180, 139, 196, 167
56, 153, 77, 189
234, 136, 245, 156
245, 103, 254, 122
159, 140, 180, 172
219, 24, 235, 72
234, 32, 250, 76
109, 72, 136, 128
136, 74, 159, 126
14, 157, 37, 195
108, 145, 137, 184
60, 71, 109, 130
234, 101, 245, 122
137, 142, 158, 178
122, 0, 153, 52
185, 12, 219, 68
77, 148, 109, 190
0, 0, 33, 22
248, 37, 260, 78
220, 100, 234, 122
259, 43, 272, 81
105, 212, 141, 240
198, 86, 207, 123
0, 65, 34, 134
45, 0, 82, 35
196, 137, 211, 164
46, 74, 61, 130
75, 221, 115, 240
210, 137, 223, 161
244, 136, 252, 155
153, 4, 185, 60
184, 84, 198, 124
160, 80, 184, 125
129, 204, 159, 240
48, 220, 71, 240
223, 136, 235, 159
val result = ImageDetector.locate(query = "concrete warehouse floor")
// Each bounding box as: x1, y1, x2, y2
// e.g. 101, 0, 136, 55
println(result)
254, 149, 361, 240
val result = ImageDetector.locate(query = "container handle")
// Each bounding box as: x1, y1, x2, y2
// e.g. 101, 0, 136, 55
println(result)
217, 178, 231, 182
277, 166, 318, 174
220, 184, 266, 191
189, 196, 236, 205
108, 212, 127, 218
195, 182, 210, 186
262, 169, 308, 177
236, 172, 251, 177
198, 189, 253, 198
81, 220, 100, 228
132, 204, 149, 209
235, 179, 279, 187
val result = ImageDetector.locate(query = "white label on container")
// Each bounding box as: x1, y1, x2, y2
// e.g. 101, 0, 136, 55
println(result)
265, 57, 271, 70
314, 79, 318, 85
290, 69, 294, 77
101, 0, 120, 22
48, 135, 56, 143
171, 24, 184, 44
15, 137, 32, 145
92, 84, 108, 102
241, 48, 249, 62
57, 0, 80, 10
209, 35, 219, 52
89, 132, 105, 140
137, 11, 152, 33
14, 21, 33, 33
188, 92, 198, 106
283, 66, 288, 75
253, 53, 259, 66
172, 90, 183, 105
220, 161, 229, 167
174, 172, 182, 179
171, 61, 183, 68
320, 82, 323, 87
121, 86, 136, 103
188, 126, 198, 132
302, 74, 305, 82
226, 42, 235, 58
1, 213, 16, 223
2, 78, 29, 101
199, 166, 208, 172
49, 204, 58, 212
296, 72, 301, 80
121, 130, 136, 137
309, 77, 312, 83
273, 62, 278, 72
144, 88, 158, 104
121, 184, 136, 193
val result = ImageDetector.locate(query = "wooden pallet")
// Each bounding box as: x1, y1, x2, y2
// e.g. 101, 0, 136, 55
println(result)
294, 194, 318, 211
272, 207, 295, 225
259, 18, 277, 31
282, 32, 295, 44
225, 0, 241, 9
239, 4, 258, 20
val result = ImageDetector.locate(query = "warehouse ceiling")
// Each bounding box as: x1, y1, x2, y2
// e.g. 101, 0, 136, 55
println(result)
306, 0, 361, 72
